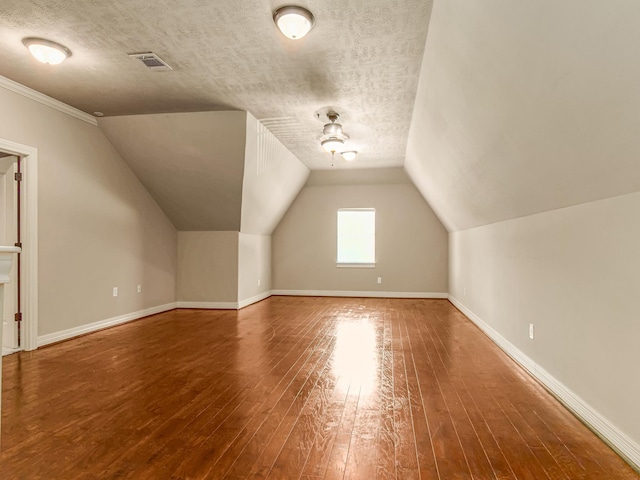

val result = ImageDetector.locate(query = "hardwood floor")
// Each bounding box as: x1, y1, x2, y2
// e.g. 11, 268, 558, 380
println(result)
1, 297, 638, 479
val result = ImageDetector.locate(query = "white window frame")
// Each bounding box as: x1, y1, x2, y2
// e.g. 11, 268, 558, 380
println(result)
336, 208, 376, 268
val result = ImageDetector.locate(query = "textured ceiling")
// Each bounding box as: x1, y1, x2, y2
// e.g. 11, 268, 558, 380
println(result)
9, 0, 633, 235
405, 0, 640, 231
0, 0, 433, 170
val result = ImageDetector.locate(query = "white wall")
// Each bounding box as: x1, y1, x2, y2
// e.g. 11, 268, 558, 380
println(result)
450, 192, 640, 457
177, 231, 238, 303
240, 114, 309, 235
0, 86, 177, 337
238, 233, 271, 303
273, 175, 448, 294
406, 0, 640, 232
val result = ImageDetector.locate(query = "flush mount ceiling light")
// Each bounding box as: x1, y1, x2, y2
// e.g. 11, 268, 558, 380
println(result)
273, 6, 315, 40
22, 37, 72, 65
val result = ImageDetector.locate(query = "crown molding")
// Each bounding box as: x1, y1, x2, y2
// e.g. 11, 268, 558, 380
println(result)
0, 75, 97, 126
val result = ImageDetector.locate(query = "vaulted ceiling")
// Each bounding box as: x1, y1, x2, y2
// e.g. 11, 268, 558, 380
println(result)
2, 0, 640, 233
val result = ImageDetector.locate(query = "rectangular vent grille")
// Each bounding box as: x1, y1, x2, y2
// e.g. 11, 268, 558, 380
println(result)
128, 52, 173, 71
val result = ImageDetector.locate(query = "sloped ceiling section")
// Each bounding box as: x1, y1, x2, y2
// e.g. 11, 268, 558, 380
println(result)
405, 0, 640, 232
306, 167, 412, 187
99, 111, 247, 231
241, 114, 310, 235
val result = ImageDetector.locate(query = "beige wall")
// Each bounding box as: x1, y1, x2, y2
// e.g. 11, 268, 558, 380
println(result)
450, 192, 640, 448
177, 231, 238, 303
177, 232, 271, 304
0, 87, 177, 337
238, 233, 271, 302
273, 177, 448, 293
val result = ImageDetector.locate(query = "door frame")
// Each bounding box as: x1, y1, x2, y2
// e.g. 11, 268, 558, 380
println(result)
0, 160, 18, 349
0, 138, 38, 351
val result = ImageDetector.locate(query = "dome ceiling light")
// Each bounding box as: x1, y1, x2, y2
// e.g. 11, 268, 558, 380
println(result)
341, 151, 358, 161
273, 6, 315, 40
22, 37, 72, 65
321, 137, 345, 154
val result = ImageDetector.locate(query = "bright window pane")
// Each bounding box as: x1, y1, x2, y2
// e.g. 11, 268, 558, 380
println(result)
337, 209, 375, 264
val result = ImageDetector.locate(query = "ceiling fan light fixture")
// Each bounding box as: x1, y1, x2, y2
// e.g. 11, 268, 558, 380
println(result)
321, 137, 344, 153
341, 151, 358, 161
22, 37, 71, 65
323, 122, 343, 136
273, 6, 315, 40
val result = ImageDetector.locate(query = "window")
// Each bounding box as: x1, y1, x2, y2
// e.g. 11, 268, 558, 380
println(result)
336, 208, 375, 267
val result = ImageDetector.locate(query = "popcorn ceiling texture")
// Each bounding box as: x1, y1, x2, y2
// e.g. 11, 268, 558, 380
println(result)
0, 0, 433, 170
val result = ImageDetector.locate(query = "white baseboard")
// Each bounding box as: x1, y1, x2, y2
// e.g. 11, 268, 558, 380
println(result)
238, 291, 272, 309
35, 294, 272, 348
177, 291, 273, 310
37, 302, 177, 347
176, 290, 448, 310
176, 301, 238, 309
448, 295, 640, 473
271, 289, 448, 299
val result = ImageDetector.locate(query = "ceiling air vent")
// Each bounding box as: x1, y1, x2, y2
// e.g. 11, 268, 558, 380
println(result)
128, 52, 173, 71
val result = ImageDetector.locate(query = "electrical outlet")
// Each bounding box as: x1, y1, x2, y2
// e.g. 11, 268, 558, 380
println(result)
529, 323, 535, 339
377, 277, 382, 284
113, 287, 118, 297
258, 279, 261, 286
137, 284, 142, 293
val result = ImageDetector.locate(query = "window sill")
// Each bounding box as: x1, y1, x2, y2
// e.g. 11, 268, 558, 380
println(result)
336, 263, 376, 268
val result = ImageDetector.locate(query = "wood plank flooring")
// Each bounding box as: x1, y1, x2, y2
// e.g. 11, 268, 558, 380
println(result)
1, 297, 638, 479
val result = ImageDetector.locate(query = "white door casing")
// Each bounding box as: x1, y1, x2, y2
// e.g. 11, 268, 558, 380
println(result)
0, 158, 18, 349
0, 138, 38, 351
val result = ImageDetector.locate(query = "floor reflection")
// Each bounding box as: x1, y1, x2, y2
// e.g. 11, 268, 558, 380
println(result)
332, 320, 378, 396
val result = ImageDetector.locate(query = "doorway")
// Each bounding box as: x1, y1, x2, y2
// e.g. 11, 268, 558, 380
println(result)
0, 138, 38, 352
0, 154, 19, 354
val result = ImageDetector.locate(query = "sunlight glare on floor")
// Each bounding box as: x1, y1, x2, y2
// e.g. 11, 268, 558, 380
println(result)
332, 320, 378, 396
